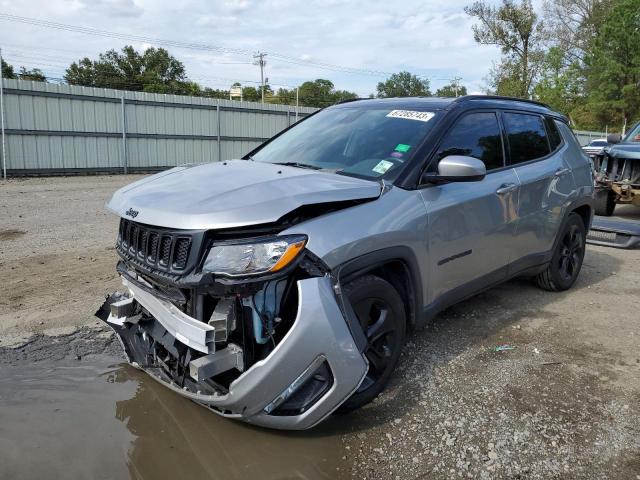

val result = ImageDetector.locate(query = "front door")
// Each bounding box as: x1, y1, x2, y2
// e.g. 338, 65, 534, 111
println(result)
419, 111, 520, 306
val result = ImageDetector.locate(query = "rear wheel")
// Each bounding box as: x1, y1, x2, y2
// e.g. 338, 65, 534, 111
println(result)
594, 189, 616, 216
536, 213, 586, 292
337, 275, 406, 412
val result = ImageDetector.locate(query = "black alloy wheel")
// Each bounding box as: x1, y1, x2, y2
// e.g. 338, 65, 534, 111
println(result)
337, 275, 406, 412
536, 213, 587, 292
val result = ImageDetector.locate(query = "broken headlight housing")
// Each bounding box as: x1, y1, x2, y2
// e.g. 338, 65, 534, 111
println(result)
202, 235, 307, 277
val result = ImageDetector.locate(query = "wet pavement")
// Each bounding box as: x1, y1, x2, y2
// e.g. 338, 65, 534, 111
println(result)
0, 334, 346, 480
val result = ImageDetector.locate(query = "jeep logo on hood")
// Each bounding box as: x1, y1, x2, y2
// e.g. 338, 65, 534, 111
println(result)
125, 208, 139, 218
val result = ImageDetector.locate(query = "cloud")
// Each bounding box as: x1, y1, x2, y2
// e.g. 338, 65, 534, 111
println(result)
0, 0, 501, 95
72, 0, 144, 18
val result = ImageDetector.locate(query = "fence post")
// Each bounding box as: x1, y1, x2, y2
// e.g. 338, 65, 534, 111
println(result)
216, 100, 221, 162
121, 96, 128, 174
0, 47, 7, 179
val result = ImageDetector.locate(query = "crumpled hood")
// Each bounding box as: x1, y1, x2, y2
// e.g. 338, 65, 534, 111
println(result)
106, 160, 382, 229
607, 143, 640, 160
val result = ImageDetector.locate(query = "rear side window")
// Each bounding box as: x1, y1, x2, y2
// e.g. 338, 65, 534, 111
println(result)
544, 117, 563, 150
435, 112, 504, 171
503, 112, 550, 164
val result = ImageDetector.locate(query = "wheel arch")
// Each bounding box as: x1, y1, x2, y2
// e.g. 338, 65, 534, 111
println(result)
334, 247, 424, 331
571, 202, 593, 232
547, 198, 593, 262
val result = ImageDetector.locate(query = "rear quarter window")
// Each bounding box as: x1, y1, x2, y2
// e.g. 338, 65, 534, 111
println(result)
503, 112, 550, 164
544, 117, 563, 150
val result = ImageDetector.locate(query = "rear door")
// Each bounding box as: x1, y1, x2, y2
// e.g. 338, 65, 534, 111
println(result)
420, 111, 520, 304
502, 112, 576, 263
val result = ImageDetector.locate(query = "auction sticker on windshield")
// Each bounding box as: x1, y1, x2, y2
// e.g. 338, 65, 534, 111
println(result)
386, 110, 435, 122
373, 160, 394, 174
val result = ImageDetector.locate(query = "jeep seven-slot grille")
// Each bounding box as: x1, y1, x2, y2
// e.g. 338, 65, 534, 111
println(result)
117, 219, 192, 271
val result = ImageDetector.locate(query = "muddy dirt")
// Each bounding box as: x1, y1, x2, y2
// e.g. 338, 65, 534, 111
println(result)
1, 176, 639, 479
0, 175, 145, 336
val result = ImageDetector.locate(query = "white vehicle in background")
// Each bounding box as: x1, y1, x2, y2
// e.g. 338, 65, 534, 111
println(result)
582, 138, 610, 158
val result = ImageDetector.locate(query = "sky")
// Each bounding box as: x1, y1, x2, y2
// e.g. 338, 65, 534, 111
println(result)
0, 0, 505, 97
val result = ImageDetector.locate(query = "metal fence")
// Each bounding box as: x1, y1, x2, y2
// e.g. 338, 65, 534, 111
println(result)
0, 79, 316, 176
0, 79, 609, 176
573, 130, 607, 146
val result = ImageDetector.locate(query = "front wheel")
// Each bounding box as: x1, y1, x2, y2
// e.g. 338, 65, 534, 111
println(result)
536, 213, 586, 292
337, 275, 406, 413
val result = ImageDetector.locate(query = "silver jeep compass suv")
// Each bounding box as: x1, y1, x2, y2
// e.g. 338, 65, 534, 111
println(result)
101, 96, 594, 430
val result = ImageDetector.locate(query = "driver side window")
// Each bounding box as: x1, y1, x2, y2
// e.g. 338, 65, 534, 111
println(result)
432, 112, 505, 172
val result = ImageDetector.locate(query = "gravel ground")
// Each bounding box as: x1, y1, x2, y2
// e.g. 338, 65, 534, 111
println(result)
341, 236, 640, 479
1, 176, 639, 479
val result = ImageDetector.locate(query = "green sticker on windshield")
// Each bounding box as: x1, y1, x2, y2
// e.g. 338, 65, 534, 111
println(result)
395, 143, 411, 153
373, 160, 394, 174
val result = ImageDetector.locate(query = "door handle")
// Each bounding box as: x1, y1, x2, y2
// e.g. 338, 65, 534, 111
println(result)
554, 167, 570, 177
496, 183, 517, 195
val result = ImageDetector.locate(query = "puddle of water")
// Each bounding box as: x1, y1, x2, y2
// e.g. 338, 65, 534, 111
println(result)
0, 354, 346, 480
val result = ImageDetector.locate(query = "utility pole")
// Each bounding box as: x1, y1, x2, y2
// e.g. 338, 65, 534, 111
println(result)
253, 52, 267, 104
0, 47, 6, 179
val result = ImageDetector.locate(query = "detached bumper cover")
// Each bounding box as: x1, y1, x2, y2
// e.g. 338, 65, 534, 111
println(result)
103, 276, 368, 430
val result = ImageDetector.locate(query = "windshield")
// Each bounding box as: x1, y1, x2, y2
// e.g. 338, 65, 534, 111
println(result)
589, 140, 607, 147
623, 123, 640, 143
249, 105, 441, 180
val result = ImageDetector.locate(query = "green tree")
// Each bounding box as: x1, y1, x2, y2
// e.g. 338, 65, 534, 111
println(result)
376, 71, 431, 98
242, 86, 261, 102
299, 79, 336, 107
272, 87, 296, 105
543, 0, 613, 64
1, 58, 16, 79
202, 87, 229, 99
533, 47, 581, 115
466, 0, 545, 97
332, 89, 359, 103
436, 82, 468, 97
17, 67, 47, 82
296, 79, 357, 107
584, 0, 640, 128
65, 45, 189, 93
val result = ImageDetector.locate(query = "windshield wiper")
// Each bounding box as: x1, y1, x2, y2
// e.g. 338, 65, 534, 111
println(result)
277, 162, 323, 170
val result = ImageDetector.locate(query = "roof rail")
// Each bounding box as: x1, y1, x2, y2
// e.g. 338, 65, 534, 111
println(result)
454, 95, 551, 109
335, 97, 368, 105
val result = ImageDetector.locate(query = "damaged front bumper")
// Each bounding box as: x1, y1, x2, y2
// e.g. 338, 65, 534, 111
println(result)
100, 275, 368, 430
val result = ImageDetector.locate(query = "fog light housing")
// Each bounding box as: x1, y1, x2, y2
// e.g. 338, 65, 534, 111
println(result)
264, 357, 333, 416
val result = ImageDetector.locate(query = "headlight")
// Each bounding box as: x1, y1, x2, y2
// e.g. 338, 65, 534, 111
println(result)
202, 235, 307, 277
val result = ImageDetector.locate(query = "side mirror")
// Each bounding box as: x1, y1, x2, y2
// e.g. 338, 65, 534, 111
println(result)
607, 133, 621, 144
422, 155, 487, 184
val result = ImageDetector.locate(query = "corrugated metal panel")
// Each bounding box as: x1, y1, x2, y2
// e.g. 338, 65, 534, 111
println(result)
574, 130, 607, 147
1, 79, 316, 174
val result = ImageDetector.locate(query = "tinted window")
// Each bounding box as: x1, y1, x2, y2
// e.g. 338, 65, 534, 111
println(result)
435, 112, 504, 171
504, 112, 550, 164
544, 116, 563, 150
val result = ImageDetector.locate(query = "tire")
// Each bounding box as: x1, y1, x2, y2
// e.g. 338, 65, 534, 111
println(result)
536, 213, 586, 292
337, 275, 406, 413
594, 189, 616, 216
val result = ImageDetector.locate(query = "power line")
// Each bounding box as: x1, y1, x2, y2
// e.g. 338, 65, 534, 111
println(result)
0, 12, 399, 78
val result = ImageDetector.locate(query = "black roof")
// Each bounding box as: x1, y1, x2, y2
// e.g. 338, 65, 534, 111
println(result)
334, 95, 560, 117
